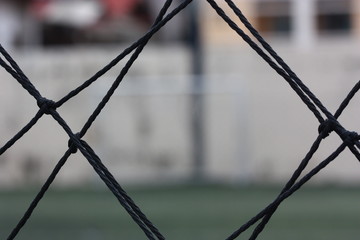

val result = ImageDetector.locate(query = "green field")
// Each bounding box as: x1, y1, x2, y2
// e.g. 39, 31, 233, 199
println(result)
1, 184, 360, 240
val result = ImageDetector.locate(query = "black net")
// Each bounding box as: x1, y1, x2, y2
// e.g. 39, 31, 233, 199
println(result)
1, 1, 359, 239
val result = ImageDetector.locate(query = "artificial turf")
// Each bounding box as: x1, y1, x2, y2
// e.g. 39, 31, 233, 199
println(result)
1, 184, 360, 240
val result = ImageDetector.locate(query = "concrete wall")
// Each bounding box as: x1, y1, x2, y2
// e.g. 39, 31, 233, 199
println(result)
1, 38, 360, 187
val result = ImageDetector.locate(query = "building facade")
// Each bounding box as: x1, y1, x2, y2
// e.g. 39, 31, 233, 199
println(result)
1, 0, 360, 187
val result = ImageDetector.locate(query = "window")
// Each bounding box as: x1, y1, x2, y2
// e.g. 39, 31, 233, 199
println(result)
255, 0, 292, 36
316, 0, 352, 34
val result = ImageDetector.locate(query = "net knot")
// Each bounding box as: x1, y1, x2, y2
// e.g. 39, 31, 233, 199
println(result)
37, 97, 56, 115
318, 119, 336, 138
342, 131, 359, 146
68, 133, 81, 154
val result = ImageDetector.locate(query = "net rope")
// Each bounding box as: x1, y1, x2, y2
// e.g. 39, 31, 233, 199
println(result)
1, 0, 360, 239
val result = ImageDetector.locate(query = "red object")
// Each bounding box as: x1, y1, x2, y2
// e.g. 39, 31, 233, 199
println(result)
101, 0, 140, 18
29, 0, 50, 19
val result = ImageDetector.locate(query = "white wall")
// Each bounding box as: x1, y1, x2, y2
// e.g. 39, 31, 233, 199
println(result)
1, 40, 360, 187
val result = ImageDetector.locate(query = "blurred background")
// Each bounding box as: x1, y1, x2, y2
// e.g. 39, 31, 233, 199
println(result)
1, 0, 360, 239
